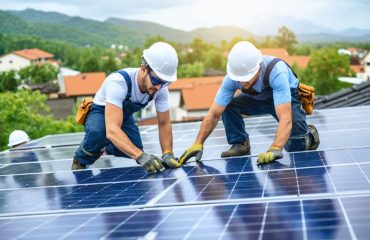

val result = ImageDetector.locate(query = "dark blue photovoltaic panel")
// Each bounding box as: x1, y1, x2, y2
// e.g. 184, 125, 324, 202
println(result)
303, 199, 352, 239
0, 197, 365, 239
0, 178, 176, 215
0, 106, 370, 239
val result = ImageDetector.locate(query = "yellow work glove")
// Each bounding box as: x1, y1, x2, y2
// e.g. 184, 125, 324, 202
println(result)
136, 153, 163, 173
178, 143, 203, 165
257, 146, 283, 164
161, 151, 181, 169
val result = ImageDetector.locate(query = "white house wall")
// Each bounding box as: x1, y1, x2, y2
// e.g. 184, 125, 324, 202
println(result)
169, 91, 181, 108
364, 53, 370, 80
0, 54, 31, 72
187, 110, 208, 117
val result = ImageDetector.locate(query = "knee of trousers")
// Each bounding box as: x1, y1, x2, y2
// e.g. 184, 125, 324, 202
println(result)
284, 132, 310, 152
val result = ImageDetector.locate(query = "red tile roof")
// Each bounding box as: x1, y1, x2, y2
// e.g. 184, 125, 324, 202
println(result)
13, 48, 54, 61
182, 82, 221, 110
64, 72, 106, 96
260, 48, 310, 68
169, 76, 223, 90
350, 65, 364, 73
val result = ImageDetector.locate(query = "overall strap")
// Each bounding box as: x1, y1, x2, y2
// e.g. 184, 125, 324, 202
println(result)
263, 58, 298, 88
117, 69, 154, 107
117, 70, 132, 100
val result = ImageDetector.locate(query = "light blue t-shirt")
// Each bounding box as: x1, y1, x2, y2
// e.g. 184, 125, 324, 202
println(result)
215, 56, 299, 106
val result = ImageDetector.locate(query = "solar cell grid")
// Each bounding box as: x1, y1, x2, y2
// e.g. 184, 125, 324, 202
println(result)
0, 106, 370, 239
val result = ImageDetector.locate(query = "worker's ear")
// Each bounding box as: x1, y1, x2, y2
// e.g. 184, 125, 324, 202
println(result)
140, 64, 147, 72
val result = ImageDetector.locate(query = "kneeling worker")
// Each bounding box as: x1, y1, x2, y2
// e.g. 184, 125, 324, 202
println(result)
179, 41, 320, 165
72, 42, 180, 172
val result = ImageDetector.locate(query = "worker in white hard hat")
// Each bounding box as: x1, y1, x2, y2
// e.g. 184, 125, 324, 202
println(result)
8, 130, 30, 148
72, 42, 180, 172
179, 41, 320, 165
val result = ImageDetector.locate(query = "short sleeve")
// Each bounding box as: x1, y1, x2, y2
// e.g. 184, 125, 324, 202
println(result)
154, 88, 169, 112
105, 81, 127, 108
214, 76, 238, 106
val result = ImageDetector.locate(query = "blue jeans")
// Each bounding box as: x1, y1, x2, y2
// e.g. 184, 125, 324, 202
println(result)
74, 104, 143, 165
221, 88, 309, 152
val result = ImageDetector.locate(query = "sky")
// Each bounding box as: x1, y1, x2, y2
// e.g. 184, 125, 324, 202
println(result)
0, 0, 369, 32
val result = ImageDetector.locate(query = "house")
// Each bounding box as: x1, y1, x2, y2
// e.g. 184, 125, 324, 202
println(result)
260, 48, 310, 68
140, 76, 223, 124
0, 48, 56, 72
363, 52, 370, 81
315, 80, 370, 109
63, 72, 106, 99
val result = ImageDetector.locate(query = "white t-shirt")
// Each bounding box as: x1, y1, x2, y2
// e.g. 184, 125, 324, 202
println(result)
93, 68, 169, 112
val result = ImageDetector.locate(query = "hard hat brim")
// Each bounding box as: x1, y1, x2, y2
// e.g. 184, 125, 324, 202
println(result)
227, 64, 260, 82
8, 138, 29, 147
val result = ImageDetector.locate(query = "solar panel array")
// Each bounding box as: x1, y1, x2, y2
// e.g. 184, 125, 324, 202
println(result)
1, 105, 370, 239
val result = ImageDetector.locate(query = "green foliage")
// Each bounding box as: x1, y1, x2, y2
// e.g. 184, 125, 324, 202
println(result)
0, 70, 18, 92
18, 63, 57, 84
275, 26, 297, 53
0, 90, 82, 150
299, 48, 353, 95
101, 55, 119, 75
178, 62, 204, 78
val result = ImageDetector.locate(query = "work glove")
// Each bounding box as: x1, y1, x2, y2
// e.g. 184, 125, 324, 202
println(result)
257, 146, 283, 164
178, 143, 203, 165
136, 152, 163, 173
161, 151, 181, 169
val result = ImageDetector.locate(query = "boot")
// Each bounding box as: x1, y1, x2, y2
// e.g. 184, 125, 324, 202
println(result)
308, 124, 320, 150
221, 140, 251, 158
71, 157, 86, 170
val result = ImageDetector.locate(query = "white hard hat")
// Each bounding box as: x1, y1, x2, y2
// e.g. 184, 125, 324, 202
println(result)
8, 130, 30, 147
227, 41, 262, 82
143, 42, 178, 82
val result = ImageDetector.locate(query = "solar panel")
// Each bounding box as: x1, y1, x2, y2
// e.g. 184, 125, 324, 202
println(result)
0, 105, 369, 239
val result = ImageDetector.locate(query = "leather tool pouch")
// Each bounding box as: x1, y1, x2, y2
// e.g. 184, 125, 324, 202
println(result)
298, 83, 315, 115
75, 97, 93, 125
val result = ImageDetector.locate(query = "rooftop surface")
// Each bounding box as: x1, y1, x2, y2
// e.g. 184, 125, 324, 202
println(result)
1, 105, 370, 239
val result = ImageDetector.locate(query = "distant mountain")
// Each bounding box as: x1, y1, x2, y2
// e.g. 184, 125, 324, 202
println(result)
243, 16, 370, 41
190, 26, 258, 43
2, 8, 370, 47
244, 16, 336, 35
105, 17, 191, 43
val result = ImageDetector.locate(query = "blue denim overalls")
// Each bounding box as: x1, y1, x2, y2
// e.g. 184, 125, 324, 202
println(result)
221, 59, 309, 152
74, 70, 153, 165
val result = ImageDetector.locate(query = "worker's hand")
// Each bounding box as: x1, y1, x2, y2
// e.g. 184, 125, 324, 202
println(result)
161, 151, 181, 169
257, 146, 283, 164
179, 143, 203, 165
136, 153, 163, 172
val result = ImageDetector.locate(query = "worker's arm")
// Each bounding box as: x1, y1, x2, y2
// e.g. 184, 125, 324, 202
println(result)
195, 102, 226, 144
156, 110, 181, 169
179, 102, 226, 164
272, 102, 292, 149
105, 103, 162, 172
157, 110, 173, 153
258, 102, 292, 164
105, 103, 143, 159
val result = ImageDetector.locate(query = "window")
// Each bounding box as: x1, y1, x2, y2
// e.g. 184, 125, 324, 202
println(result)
9, 60, 13, 64
367, 62, 370, 66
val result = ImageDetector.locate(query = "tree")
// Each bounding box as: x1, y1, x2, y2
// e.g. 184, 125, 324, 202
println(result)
101, 55, 119, 74
178, 62, 204, 78
300, 49, 353, 95
80, 56, 100, 72
0, 90, 82, 150
18, 64, 58, 84
0, 70, 18, 92
275, 26, 297, 53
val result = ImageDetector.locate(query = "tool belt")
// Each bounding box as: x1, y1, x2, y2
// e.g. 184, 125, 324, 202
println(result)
75, 97, 93, 125
297, 83, 315, 115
